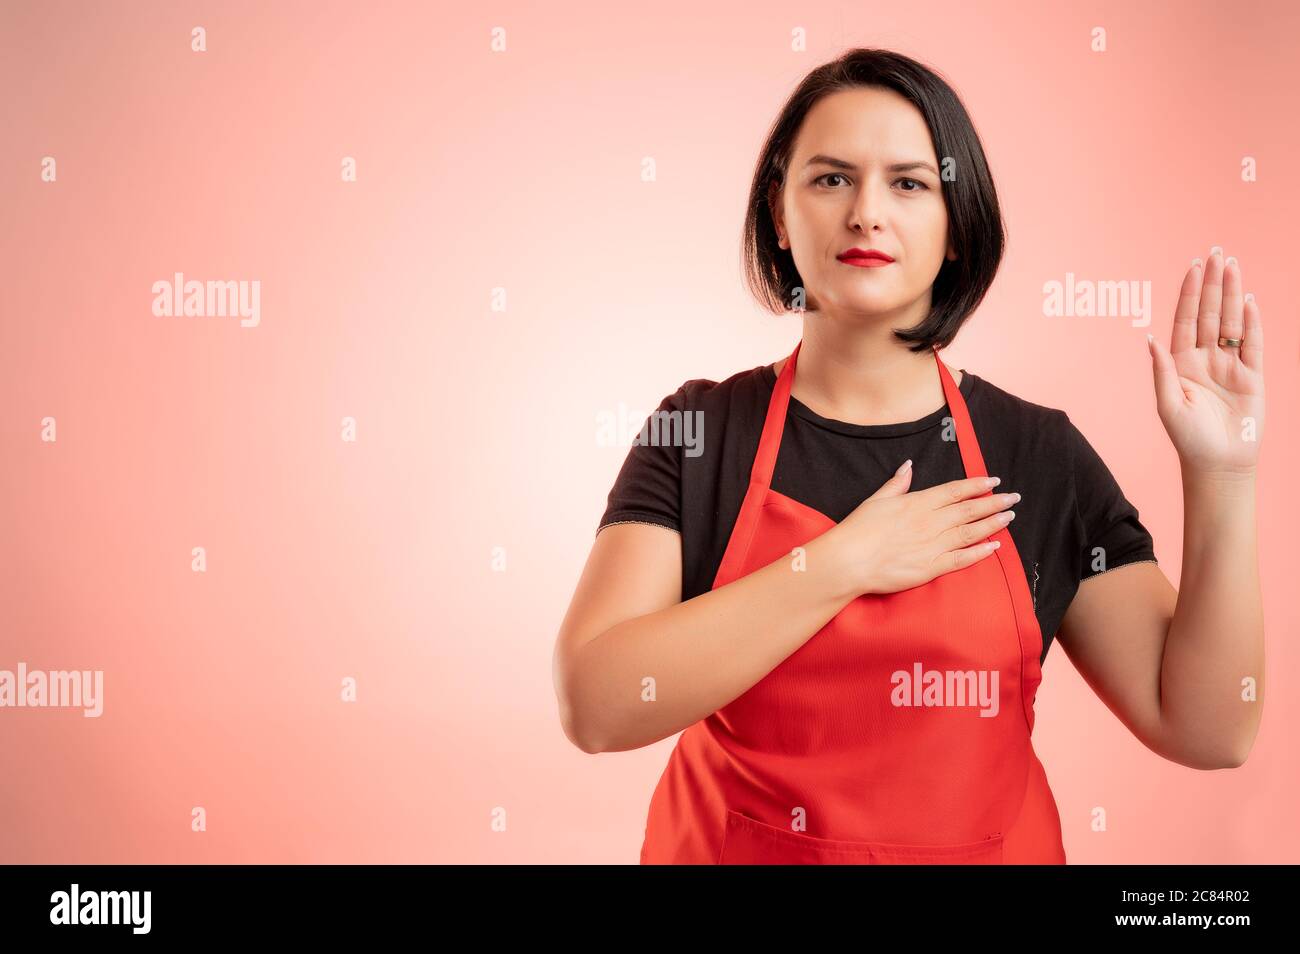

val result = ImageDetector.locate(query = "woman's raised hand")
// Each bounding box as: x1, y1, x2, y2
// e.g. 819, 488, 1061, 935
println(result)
1148, 247, 1265, 477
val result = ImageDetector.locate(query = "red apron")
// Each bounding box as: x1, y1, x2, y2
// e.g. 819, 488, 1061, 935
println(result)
639, 339, 1067, 864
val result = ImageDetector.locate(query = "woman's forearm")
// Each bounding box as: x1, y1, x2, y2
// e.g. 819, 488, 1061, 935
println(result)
569, 530, 859, 754
1159, 465, 1264, 766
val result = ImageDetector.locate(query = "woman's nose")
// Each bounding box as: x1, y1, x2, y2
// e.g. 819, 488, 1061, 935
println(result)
849, 182, 888, 231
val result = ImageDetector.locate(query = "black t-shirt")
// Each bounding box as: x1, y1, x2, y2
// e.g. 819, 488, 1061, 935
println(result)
596, 360, 1158, 666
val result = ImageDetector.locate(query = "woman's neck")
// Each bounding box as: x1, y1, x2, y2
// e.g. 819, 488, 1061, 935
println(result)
772, 316, 961, 426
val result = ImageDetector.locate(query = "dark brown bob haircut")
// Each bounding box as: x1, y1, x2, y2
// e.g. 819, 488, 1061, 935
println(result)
742, 48, 1005, 353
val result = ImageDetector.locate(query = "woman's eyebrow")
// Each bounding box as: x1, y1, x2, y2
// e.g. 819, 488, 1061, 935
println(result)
804, 154, 939, 175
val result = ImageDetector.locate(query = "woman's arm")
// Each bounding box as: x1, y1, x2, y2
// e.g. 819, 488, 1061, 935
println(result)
553, 469, 1016, 753
1162, 467, 1263, 765
1056, 470, 1262, 769
552, 522, 859, 754
1058, 248, 1265, 770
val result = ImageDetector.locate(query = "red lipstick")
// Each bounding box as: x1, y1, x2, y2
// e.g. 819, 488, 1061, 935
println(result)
837, 247, 895, 267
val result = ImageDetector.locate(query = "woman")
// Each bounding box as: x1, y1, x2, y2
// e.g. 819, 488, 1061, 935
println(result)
552, 49, 1265, 864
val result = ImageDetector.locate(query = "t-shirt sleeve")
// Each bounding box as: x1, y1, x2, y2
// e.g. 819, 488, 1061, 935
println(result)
1064, 412, 1158, 580
595, 384, 686, 538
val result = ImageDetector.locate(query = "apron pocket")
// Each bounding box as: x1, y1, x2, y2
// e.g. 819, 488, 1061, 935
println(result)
718, 809, 1003, 865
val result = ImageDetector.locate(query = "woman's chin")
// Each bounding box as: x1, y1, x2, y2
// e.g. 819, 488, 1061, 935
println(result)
828, 293, 907, 317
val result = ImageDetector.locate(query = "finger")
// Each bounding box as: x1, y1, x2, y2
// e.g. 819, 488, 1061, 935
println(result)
1197, 246, 1225, 348
1218, 255, 1244, 349
1147, 331, 1184, 416
935, 489, 1020, 531
922, 475, 1001, 509
940, 507, 1016, 552
934, 538, 1001, 576
868, 458, 915, 499
1171, 258, 1202, 355
1241, 292, 1263, 373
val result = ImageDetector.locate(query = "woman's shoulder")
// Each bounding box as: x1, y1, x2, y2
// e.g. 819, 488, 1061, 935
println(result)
966, 371, 1127, 453
964, 371, 1071, 431
960, 371, 1085, 478
963, 373, 1135, 511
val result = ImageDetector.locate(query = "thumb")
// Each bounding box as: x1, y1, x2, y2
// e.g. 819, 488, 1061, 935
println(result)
1147, 332, 1184, 420
869, 459, 914, 499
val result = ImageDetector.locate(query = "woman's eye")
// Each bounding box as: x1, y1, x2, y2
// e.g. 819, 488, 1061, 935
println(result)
813, 173, 929, 191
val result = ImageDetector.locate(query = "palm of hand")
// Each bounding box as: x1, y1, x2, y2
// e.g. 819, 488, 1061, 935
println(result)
1150, 248, 1264, 475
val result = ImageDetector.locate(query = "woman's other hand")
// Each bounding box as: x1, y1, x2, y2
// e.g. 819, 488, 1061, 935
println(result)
1148, 247, 1265, 477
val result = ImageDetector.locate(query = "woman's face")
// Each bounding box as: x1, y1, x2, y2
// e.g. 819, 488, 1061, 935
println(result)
770, 86, 956, 319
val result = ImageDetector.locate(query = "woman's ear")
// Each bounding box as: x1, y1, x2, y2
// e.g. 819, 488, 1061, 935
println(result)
945, 239, 958, 262
768, 181, 787, 249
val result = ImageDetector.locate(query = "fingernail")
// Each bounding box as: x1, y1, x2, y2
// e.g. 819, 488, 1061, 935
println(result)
1210, 245, 1223, 256
1245, 292, 1255, 303
1191, 257, 1202, 267
898, 459, 912, 474
1226, 256, 1237, 266
986, 476, 1001, 487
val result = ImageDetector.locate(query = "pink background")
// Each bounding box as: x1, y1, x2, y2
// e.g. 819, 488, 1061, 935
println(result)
1, 0, 1296, 863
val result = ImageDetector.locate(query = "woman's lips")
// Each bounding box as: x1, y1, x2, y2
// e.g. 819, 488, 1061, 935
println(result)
837, 256, 894, 268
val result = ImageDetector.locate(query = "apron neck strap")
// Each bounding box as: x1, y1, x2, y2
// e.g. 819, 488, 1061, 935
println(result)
752, 340, 802, 490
